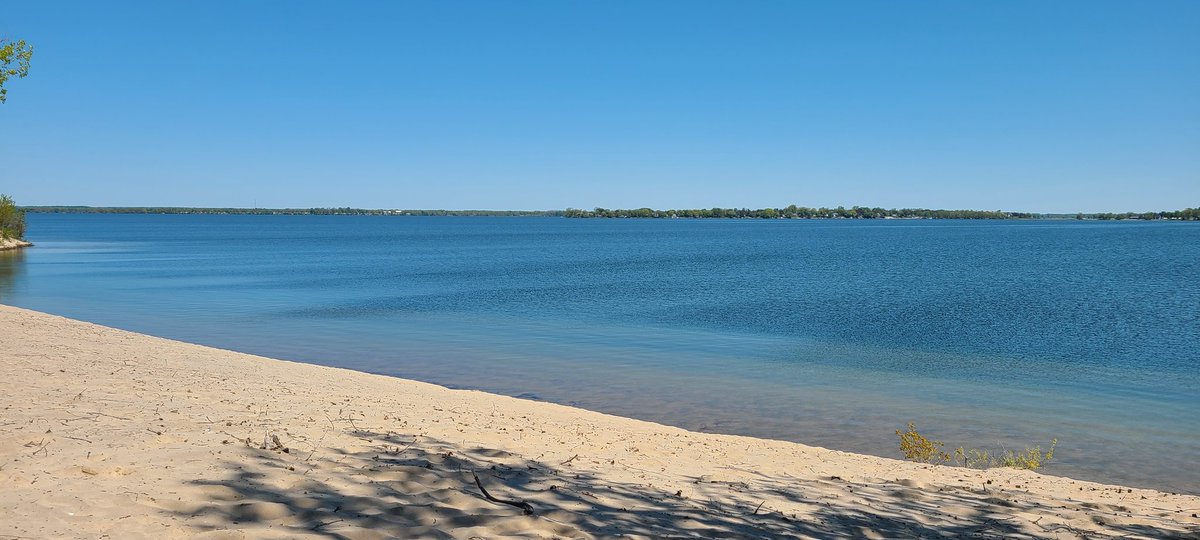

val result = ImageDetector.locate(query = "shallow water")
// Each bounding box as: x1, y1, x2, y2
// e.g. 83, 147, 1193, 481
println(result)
3, 214, 1197, 493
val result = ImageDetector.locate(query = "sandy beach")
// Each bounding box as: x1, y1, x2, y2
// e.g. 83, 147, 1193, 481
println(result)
1, 304, 1197, 539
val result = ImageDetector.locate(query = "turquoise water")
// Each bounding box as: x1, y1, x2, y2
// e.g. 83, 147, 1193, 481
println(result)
2, 214, 1197, 493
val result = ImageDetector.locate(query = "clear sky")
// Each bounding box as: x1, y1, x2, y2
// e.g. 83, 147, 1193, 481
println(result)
2, 1, 1197, 212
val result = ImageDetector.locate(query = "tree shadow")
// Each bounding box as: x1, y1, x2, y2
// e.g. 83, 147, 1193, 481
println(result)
171, 427, 1198, 538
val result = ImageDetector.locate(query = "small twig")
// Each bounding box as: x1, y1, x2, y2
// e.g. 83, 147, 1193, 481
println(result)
87, 411, 132, 421
391, 436, 420, 455
311, 518, 343, 530
561, 454, 579, 465
473, 471, 534, 515
218, 430, 244, 440
753, 501, 765, 515
30, 439, 51, 456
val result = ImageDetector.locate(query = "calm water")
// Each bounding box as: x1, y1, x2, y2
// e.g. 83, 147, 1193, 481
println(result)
3, 214, 1198, 493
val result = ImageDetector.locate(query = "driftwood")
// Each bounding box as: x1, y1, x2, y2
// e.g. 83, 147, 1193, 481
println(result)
472, 471, 534, 515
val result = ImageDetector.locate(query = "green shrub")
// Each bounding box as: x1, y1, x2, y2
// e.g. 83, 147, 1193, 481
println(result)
952, 446, 995, 469
994, 439, 1056, 470
899, 423, 1057, 471
0, 194, 25, 239
896, 423, 950, 464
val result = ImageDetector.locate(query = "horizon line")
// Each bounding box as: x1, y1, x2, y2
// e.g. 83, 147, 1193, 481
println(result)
18, 204, 1200, 216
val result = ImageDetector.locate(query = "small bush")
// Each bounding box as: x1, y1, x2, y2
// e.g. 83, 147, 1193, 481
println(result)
899, 423, 1057, 471
0, 194, 25, 239
995, 439, 1056, 470
952, 446, 995, 469
896, 423, 950, 464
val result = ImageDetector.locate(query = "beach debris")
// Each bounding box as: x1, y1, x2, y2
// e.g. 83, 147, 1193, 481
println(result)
472, 471, 534, 515
25, 438, 50, 456
311, 518, 343, 531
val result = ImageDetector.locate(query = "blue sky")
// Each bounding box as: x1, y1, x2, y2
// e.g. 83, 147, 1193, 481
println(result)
2, 1, 1197, 212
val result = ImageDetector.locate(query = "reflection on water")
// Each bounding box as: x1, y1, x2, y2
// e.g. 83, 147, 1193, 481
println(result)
0, 248, 25, 301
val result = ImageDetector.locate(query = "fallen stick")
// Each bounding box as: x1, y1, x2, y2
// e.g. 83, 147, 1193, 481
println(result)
30, 439, 51, 456
472, 471, 534, 515
312, 518, 343, 530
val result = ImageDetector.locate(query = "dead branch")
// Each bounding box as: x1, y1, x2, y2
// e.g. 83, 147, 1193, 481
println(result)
472, 471, 534, 515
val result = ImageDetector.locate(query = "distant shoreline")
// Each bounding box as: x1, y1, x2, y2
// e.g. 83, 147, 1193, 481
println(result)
21, 205, 1200, 221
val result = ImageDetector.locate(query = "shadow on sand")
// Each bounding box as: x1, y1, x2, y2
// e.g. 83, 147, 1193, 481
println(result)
171, 426, 1195, 539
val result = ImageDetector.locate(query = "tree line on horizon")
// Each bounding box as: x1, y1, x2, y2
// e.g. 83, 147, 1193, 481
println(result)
18, 205, 1200, 220
1082, 208, 1200, 221
566, 206, 1200, 220
21, 206, 565, 217
567, 206, 1029, 219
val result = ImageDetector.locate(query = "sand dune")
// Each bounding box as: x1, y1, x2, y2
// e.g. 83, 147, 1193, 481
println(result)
1, 304, 1197, 538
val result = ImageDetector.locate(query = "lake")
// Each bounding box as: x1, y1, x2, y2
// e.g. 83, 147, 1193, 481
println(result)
2, 214, 1197, 493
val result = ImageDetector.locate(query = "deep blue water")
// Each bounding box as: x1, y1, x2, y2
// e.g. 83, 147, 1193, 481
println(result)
2, 214, 1197, 493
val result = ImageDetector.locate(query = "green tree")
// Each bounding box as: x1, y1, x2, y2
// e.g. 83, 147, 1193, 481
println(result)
0, 38, 33, 104
0, 195, 25, 239
1, 40, 32, 240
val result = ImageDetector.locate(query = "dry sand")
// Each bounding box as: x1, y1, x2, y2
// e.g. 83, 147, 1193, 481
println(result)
1, 304, 1198, 539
